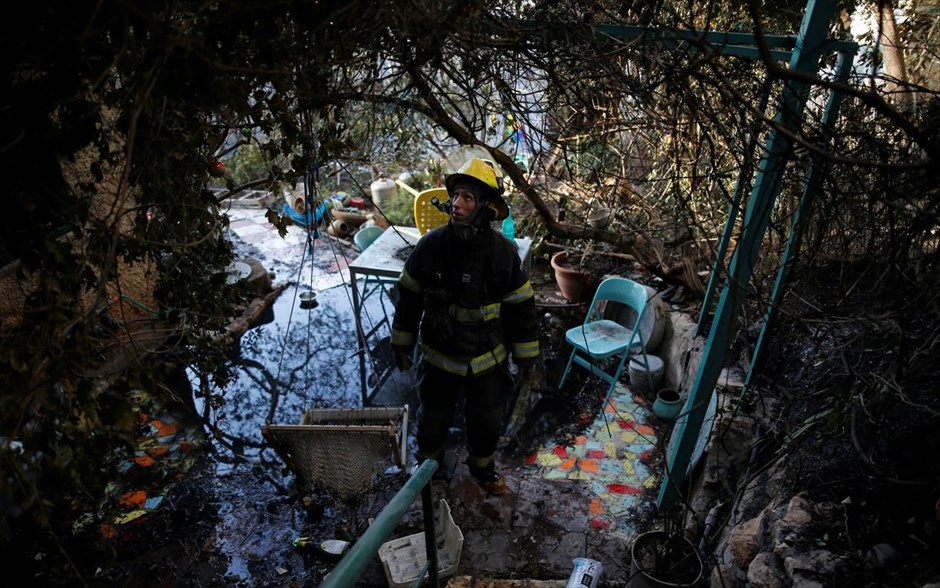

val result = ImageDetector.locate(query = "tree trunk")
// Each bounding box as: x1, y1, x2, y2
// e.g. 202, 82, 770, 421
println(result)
869, 0, 912, 110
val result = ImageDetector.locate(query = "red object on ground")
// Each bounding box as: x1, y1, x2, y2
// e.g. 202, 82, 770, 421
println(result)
209, 160, 226, 177
349, 197, 365, 209
607, 483, 642, 495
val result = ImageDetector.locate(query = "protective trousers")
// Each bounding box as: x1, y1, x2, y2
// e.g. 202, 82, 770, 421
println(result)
416, 363, 513, 469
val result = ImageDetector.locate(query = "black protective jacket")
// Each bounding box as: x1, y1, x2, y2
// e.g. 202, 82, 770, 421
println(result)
391, 223, 539, 376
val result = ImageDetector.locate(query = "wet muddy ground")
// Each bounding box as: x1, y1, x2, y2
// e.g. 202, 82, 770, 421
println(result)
15, 211, 663, 587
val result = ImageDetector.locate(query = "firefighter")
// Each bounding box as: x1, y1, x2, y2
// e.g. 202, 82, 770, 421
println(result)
391, 158, 539, 495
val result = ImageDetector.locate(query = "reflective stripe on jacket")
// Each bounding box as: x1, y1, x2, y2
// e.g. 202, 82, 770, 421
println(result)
391, 223, 539, 375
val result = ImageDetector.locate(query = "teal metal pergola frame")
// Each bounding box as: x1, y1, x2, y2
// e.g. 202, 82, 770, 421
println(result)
658, 0, 855, 509
584, 0, 858, 509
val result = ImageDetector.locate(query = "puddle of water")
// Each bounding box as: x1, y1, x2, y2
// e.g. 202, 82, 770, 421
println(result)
193, 217, 401, 464
178, 214, 406, 582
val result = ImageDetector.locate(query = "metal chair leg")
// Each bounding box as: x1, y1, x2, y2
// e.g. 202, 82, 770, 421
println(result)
558, 348, 577, 390
602, 351, 631, 406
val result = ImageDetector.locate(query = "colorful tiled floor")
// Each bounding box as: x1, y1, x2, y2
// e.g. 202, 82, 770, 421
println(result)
524, 382, 659, 534
70, 389, 205, 540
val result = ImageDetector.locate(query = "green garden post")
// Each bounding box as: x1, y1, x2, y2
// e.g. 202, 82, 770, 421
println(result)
658, 0, 839, 509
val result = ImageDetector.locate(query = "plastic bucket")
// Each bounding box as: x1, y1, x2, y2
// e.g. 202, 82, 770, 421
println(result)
628, 355, 664, 393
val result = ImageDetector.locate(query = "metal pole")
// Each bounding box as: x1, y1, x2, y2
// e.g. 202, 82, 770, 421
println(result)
421, 476, 440, 587
658, 0, 838, 509
320, 460, 439, 588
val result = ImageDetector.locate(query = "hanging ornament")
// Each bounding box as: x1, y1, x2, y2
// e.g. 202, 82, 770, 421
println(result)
209, 159, 226, 178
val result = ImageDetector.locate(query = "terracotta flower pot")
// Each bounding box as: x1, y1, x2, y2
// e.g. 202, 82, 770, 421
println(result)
550, 251, 599, 303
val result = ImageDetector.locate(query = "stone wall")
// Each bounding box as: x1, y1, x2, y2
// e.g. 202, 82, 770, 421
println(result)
654, 310, 853, 586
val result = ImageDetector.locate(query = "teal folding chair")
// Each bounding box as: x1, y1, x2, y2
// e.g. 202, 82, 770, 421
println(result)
558, 277, 654, 401
354, 225, 385, 252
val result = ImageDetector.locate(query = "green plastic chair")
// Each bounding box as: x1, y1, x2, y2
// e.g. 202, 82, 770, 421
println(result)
353, 225, 398, 314
354, 225, 385, 252
558, 277, 654, 401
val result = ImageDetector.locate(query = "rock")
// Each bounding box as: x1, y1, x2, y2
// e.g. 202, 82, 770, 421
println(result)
729, 512, 765, 567
772, 494, 814, 547
813, 501, 842, 521
717, 365, 746, 391
659, 312, 700, 390
773, 540, 795, 560
783, 549, 845, 586
747, 552, 786, 588
709, 562, 736, 586
866, 542, 900, 568
782, 494, 814, 527
764, 458, 791, 500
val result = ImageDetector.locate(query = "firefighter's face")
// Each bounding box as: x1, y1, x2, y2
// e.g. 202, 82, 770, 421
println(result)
450, 186, 479, 222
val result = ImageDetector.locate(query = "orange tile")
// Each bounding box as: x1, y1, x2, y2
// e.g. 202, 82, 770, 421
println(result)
133, 455, 155, 468
147, 446, 169, 457
579, 459, 598, 473
559, 457, 576, 471
119, 490, 147, 508
155, 421, 179, 438
635, 424, 655, 436
574, 435, 586, 444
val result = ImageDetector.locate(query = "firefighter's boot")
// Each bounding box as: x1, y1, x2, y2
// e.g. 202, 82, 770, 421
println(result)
468, 463, 507, 496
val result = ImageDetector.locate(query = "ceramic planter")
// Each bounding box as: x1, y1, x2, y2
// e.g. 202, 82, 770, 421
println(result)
629, 530, 702, 588
550, 251, 599, 303
652, 388, 683, 421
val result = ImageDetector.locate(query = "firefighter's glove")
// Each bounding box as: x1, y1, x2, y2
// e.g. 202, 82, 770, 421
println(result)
393, 346, 414, 372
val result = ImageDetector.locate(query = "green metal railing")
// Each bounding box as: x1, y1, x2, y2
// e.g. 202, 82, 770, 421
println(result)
320, 459, 440, 588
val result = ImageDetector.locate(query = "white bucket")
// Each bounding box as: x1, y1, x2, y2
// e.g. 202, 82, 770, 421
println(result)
628, 354, 664, 393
